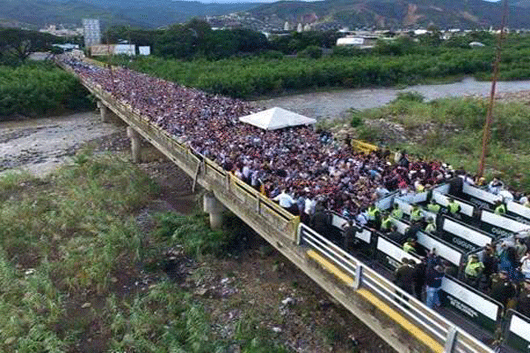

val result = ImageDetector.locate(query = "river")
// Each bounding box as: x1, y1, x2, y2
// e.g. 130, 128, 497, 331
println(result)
256, 77, 530, 120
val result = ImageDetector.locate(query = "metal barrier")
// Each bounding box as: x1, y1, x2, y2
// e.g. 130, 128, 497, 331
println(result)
299, 224, 494, 353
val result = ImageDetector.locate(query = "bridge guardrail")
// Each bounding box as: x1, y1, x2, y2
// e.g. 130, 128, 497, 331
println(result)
299, 224, 495, 353
80, 79, 301, 241
70, 67, 494, 353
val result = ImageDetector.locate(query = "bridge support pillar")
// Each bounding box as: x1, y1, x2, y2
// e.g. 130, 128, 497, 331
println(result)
97, 101, 110, 123
127, 126, 141, 163
203, 193, 226, 229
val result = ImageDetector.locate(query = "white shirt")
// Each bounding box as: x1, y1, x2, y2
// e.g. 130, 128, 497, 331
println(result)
273, 192, 296, 208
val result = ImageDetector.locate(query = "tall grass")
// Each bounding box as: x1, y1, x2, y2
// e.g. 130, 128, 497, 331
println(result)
0, 153, 294, 352
353, 96, 530, 189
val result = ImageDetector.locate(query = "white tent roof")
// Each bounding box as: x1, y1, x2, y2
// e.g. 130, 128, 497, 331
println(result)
239, 107, 316, 130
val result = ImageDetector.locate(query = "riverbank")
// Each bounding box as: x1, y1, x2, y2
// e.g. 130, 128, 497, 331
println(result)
256, 77, 530, 121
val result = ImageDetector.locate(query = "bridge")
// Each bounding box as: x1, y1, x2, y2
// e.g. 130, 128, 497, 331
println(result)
58, 60, 519, 353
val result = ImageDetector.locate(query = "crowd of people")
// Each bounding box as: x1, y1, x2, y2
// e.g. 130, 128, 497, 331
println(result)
62, 57, 459, 219
62, 57, 530, 321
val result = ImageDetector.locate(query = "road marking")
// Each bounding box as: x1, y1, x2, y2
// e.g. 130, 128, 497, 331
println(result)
307, 250, 354, 286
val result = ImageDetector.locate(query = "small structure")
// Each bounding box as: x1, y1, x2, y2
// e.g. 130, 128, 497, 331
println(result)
469, 41, 486, 48
239, 107, 316, 130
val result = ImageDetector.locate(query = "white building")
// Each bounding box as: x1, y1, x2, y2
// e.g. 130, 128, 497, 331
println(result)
83, 19, 101, 48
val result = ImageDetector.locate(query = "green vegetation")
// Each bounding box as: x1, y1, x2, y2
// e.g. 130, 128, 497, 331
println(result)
0, 62, 93, 119
0, 153, 300, 352
0, 28, 60, 65
109, 31, 530, 99
352, 94, 530, 189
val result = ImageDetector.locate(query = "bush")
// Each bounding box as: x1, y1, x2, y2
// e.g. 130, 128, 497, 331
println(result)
393, 91, 425, 103
0, 62, 93, 119
297, 45, 323, 59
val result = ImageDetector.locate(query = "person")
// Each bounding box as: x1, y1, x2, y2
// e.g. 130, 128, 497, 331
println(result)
488, 177, 504, 195
494, 200, 506, 215
380, 212, 393, 233
489, 270, 516, 308
391, 203, 403, 220
342, 219, 359, 251
310, 204, 329, 236
355, 207, 368, 227
395, 258, 415, 296
520, 250, 530, 279
516, 278, 530, 317
464, 254, 484, 288
427, 198, 441, 214
425, 265, 444, 308
366, 204, 381, 229
412, 257, 427, 301
273, 189, 296, 209
447, 197, 461, 216
410, 205, 423, 223
403, 238, 418, 254
425, 217, 436, 234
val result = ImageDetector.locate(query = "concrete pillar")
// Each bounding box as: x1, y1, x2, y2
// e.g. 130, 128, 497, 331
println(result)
97, 101, 110, 123
126, 126, 141, 163
203, 193, 226, 229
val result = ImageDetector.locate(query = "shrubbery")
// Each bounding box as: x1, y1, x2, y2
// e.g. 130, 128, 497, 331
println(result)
0, 62, 93, 120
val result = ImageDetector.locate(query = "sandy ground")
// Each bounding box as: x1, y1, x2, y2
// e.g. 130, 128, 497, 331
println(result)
0, 112, 122, 176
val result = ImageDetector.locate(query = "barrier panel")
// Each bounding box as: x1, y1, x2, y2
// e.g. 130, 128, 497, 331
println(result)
375, 191, 398, 211
461, 184, 502, 210
441, 217, 495, 252
434, 183, 451, 195
504, 310, 530, 353
394, 198, 437, 221
376, 235, 421, 270
351, 139, 378, 154
479, 210, 530, 239
433, 191, 475, 219
441, 276, 503, 333
398, 191, 429, 205
507, 201, 530, 225
416, 231, 463, 267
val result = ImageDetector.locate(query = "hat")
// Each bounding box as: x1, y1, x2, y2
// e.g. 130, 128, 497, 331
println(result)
499, 270, 508, 275
524, 278, 530, 284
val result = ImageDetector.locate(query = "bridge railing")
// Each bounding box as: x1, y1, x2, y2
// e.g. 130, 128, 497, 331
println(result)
299, 224, 494, 353
71, 70, 493, 353
79, 78, 301, 241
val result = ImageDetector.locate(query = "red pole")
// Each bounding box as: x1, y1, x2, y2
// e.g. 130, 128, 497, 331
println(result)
477, 0, 509, 178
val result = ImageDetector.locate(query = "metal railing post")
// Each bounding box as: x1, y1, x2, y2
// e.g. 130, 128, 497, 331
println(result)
443, 327, 457, 353
353, 263, 363, 289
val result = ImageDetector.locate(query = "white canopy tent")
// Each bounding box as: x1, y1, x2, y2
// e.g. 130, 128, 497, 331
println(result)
238, 107, 316, 130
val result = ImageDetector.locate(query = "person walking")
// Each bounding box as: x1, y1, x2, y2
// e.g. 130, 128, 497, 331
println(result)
425, 265, 444, 308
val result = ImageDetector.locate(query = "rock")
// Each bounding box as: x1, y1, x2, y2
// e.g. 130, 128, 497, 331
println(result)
272, 327, 282, 333
5, 337, 16, 345
281, 297, 295, 306
81, 302, 91, 309
110, 277, 118, 283
194, 288, 208, 296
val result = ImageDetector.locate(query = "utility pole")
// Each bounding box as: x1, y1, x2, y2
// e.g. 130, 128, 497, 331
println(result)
477, 0, 509, 178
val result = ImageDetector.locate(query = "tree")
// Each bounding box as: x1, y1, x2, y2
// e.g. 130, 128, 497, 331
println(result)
0, 29, 57, 65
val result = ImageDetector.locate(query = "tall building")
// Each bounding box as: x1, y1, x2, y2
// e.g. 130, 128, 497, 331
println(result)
82, 19, 101, 48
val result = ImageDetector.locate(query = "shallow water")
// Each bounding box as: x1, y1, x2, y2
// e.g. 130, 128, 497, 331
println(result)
256, 77, 530, 120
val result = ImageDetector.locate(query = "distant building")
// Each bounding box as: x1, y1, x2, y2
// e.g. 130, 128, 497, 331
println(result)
90, 44, 136, 56
40, 25, 83, 37
336, 36, 379, 49
83, 19, 101, 48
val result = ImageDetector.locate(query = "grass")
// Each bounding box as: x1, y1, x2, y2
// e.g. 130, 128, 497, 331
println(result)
352, 94, 530, 189
0, 151, 312, 352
